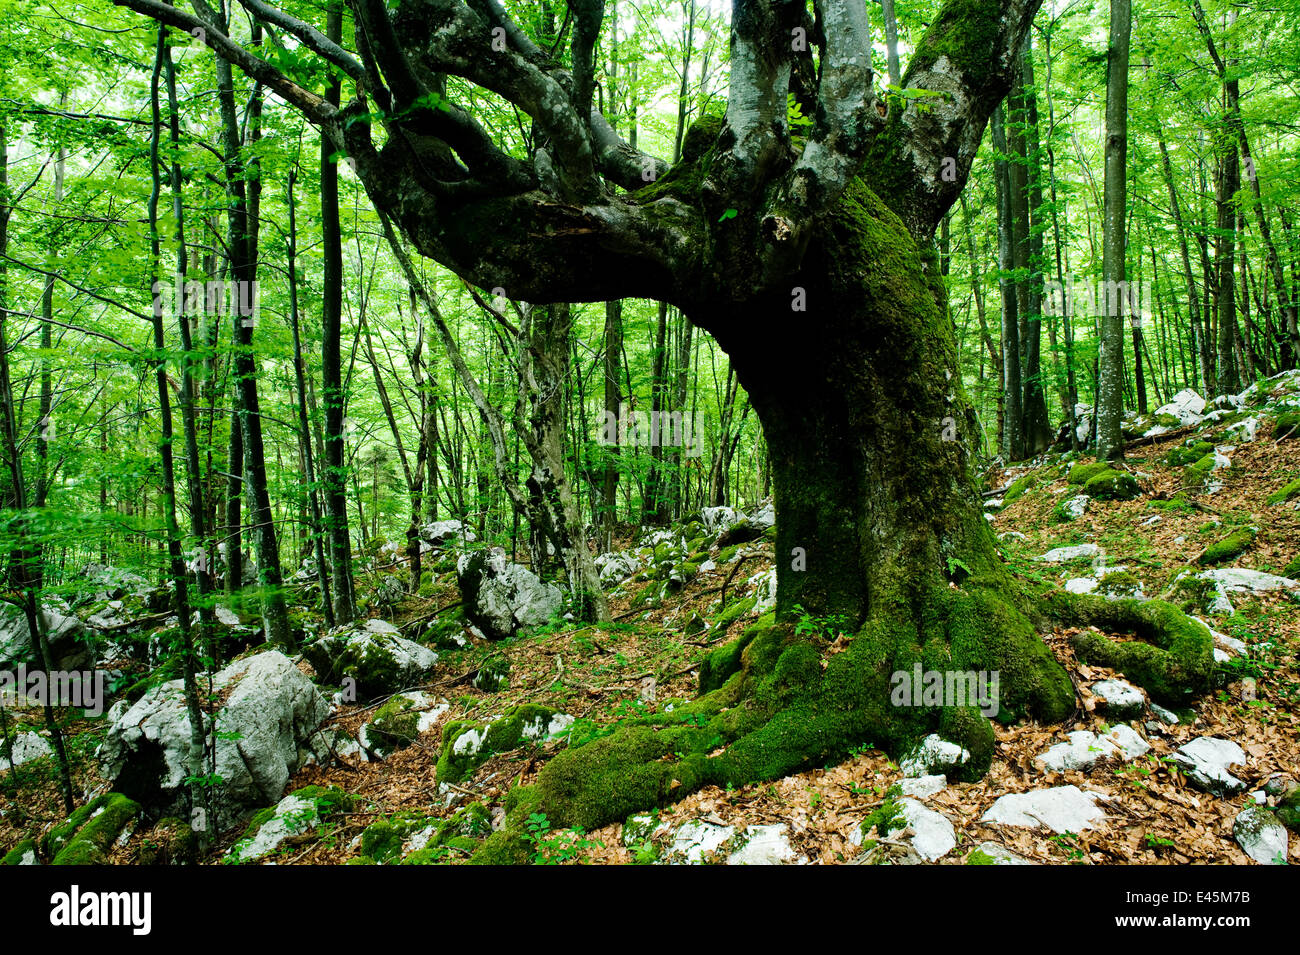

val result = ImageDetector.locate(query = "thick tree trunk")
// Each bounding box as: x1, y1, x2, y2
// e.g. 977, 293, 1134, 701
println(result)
116, 0, 1220, 853
697, 185, 998, 625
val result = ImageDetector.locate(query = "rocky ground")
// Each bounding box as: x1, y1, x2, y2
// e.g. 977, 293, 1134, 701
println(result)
2, 374, 1299, 865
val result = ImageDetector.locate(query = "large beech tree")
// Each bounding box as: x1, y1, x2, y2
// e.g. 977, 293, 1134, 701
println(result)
114, 0, 1215, 847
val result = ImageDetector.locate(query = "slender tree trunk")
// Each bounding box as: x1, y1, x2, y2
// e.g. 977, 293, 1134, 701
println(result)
601, 299, 622, 552
149, 25, 208, 831
321, 1, 356, 623
992, 106, 1023, 460
286, 168, 334, 625
1016, 37, 1053, 453
210, 5, 291, 648
0, 122, 74, 813
1097, 0, 1131, 460
880, 0, 902, 88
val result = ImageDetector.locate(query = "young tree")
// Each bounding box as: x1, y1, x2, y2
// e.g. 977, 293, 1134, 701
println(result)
1096, 0, 1131, 460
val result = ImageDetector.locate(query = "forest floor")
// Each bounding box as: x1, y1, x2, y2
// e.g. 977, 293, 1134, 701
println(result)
3, 403, 1299, 865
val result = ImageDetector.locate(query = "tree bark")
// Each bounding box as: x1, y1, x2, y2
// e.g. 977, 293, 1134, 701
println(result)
321, 0, 357, 623
1096, 0, 1130, 460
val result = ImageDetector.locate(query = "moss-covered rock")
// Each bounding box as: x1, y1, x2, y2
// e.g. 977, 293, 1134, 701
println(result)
1068, 461, 1113, 486
1, 839, 39, 865
1002, 474, 1036, 504
137, 816, 198, 866
359, 809, 436, 863
715, 544, 741, 564
301, 622, 438, 699
225, 785, 352, 864
437, 704, 573, 784
1148, 494, 1193, 512
1273, 412, 1300, 439
1186, 453, 1219, 479
425, 609, 470, 650
1166, 441, 1215, 467
1082, 468, 1140, 501
47, 793, 141, 865
1276, 789, 1300, 833
363, 691, 445, 757
1198, 528, 1256, 566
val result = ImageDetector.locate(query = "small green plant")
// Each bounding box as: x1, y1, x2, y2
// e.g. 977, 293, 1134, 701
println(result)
1050, 831, 1086, 862
1144, 833, 1176, 849
791, 604, 851, 640
522, 811, 601, 865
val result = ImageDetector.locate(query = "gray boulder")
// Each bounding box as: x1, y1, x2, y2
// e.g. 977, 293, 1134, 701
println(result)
420, 519, 476, 548
1036, 726, 1149, 773
981, 785, 1110, 833
0, 603, 93, 671
897, 798, 956, 861
901, 734, 970, 778
98, 650, 331, 828
0, 730, 52, 771
301, 619, 438, 699
1090, 679, 1146, 719
699, 506, 742, 535
1233, 806, 1288, 864
594, 551, 640, 587
456, 551, 563, 640
1170, 736, 1247, 796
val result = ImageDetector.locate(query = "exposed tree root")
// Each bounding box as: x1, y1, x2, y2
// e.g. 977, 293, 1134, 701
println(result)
1040, 592, 1216, 706
468, 581, 1217, 862
471, 578, 1084, 863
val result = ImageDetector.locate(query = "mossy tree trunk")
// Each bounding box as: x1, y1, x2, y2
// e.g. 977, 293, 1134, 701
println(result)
694, 183, 993, 626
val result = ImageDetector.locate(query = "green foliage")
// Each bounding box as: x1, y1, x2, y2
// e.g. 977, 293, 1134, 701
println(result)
785, 92, 813, 128
521, 812, 601, 865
